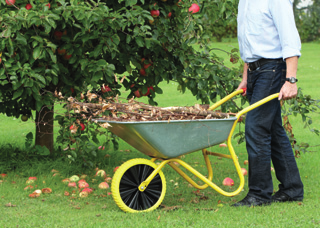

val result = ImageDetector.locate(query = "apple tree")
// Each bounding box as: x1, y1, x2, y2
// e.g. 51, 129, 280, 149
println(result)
1, 0, 317, 163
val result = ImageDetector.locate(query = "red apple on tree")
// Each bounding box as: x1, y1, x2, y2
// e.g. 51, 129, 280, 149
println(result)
57, 48, 66, 55
189, 3, 200, 14
168, 12, 172, 18
101, 85, 111, 93
143, 86, 154, 96
140, 68, 147, 76
54, 31, 63, 40
45, 3, 51, 9
134, 90, 141, 98
25, 3, 32, 10
6, 0, 16, 6
63, 53, 72, 60
151, 10, 160, 18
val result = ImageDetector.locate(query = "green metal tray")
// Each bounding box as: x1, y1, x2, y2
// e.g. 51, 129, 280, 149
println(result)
97, 118, 237, 159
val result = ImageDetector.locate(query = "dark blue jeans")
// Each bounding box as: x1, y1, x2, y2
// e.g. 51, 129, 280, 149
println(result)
245, 60, 304, 201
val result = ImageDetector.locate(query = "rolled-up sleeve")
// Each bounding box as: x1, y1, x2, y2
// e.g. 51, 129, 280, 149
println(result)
269, 0, 301, 59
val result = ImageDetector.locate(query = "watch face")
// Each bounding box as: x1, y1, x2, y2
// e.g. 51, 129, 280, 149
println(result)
287, 77, 297, 83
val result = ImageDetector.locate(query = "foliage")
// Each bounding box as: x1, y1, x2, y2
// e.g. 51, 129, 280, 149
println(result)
200, 0, 238, 42
295, 0, 320, 42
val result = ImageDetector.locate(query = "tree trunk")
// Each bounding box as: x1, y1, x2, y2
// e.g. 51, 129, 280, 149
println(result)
35, 105, 54, 153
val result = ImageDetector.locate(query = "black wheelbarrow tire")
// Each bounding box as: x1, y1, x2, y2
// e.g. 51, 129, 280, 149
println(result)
111, 158, 166, 213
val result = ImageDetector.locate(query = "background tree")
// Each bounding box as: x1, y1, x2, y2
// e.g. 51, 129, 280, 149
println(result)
0, 0, 241, 156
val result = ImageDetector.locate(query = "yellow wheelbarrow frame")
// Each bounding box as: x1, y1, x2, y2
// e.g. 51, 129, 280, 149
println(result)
138, 90, 279, 197
109, 89, 280, 212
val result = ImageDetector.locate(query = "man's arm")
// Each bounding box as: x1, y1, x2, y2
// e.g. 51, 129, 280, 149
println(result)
278, 56, 298, 100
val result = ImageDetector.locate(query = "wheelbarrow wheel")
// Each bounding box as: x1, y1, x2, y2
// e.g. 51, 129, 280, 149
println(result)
111, 158, 166, 213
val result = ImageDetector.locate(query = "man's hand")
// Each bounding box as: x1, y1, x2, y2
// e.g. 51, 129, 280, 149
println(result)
237, 80, 247, 96
236, 63, 248, 96
278, 81, 298, 100
280, 56, 299, 100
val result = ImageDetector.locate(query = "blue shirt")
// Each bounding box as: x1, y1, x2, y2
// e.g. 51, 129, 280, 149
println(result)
237, 0, 301, 63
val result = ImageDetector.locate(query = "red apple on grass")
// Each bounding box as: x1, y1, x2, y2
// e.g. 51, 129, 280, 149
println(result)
244, 160, 249, 165
6, 0, 16, 6
241, 168, 248, 176
222, 177, 234, 186
0, 174, 7, 178
81, 188, 93, 194
189, 3, 200, 14
95, 170, 107, 178
78, 181, 89, 189
113, 166, 119, 172
219, 143, 227, 147
42, 188, 52, 194
68, 182, 77, 188
98, 182, 110, 189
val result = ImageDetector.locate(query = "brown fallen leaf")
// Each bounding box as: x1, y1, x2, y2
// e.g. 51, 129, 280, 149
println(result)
199, 196, 209, 201
195, 208, 214, 211
161, 205, 182, 211
5, 202, 16, 207
190, 198, 199, 204
157, 215, 161, 220
101, 205, 107, 209
96, 214, 101, 217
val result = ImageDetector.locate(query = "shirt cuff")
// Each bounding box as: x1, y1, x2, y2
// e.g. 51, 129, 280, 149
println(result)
282, 47, 301, 60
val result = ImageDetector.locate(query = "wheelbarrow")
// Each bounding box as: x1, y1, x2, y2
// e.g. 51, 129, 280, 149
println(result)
97, 89, 280, 212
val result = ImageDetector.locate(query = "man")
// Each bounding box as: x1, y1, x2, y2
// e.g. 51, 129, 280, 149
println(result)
234, 0, 304, 207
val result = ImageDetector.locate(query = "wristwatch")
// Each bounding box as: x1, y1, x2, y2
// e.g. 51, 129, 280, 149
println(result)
286, 77, 298, 84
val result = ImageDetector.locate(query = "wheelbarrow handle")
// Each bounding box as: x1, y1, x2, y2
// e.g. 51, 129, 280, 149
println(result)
208, 89, 246, 111
236, 93, 280, 118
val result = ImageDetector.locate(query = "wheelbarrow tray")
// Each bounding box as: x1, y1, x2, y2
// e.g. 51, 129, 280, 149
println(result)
98, 117, 237, 159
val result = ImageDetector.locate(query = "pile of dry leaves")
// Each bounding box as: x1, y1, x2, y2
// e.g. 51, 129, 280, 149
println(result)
67, 93, 233, 123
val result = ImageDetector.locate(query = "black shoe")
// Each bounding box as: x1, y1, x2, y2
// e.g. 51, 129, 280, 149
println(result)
271, 191, 303, 203
232, 195, 271, 207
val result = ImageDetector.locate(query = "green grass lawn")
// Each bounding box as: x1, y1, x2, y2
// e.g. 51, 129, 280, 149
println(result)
0, 42, 319, 227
